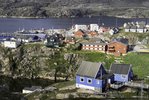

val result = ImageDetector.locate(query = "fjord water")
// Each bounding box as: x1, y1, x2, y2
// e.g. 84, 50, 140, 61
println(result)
0, 16, 148, 33
0, 16, 147, 33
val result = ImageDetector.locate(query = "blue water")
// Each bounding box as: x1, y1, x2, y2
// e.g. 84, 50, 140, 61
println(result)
0, 16, 148, 33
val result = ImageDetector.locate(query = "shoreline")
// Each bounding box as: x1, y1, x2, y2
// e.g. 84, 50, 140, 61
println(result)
0, 15, 145, 19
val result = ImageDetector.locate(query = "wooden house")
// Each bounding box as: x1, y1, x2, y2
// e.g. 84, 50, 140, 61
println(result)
110, 64, 133, 83
88, 31, 98, 38
108, 39, 128, 56
76, 61, 113, 92
74, 29, 85, 38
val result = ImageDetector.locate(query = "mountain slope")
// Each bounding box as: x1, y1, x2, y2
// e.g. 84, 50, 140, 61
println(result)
0, 0, 148, 18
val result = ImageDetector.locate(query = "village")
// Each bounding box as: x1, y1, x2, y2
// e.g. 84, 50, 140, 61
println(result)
0, 21, 149, 99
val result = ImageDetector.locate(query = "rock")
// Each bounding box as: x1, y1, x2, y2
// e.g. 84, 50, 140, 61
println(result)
0, 0, 149, 18
56, 93, 69, 99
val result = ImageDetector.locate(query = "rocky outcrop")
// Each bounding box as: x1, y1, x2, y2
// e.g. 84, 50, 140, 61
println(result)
0, 0, 149, 18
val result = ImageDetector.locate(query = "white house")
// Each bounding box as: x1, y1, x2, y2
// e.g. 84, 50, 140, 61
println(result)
109, 28, 119, 35
3, 40, 21, 48
124, 25, 130, 32
90, 24, 99, 31
74, 24, 88, 32
22, 86, 42, 94
129, 26, 137, 32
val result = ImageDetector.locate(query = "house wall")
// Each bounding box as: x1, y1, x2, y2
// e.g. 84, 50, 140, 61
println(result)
108, 42, 128, 55
125, 29, 130, 32
4, 41, 20, 48
90, 24, 99, 31
75, 25, 88, 32
95, 65, 106, 78
137, 29, 144, 33
74, 31, 84, 38
130, 29, 136, 32
114, 74, 128, 82
128, 69, 133, 81
76, 75, 103, 91
82, 44, 107, 52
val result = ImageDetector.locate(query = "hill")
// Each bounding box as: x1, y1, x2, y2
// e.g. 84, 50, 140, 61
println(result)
0, 0, 149, 18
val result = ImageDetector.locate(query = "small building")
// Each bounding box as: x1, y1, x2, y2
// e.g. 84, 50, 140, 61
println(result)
99, 27, 110, 34
74, 29, 85, 38
76, 61, 113, 92
64, 37, 76, 44
108, 39, 128, 56
110, 64, 133, 83
109, 28, 119, 35
81, 42, 107, 52
137, 26, 147, 33
88, 31, 98, 38
3, 40, 21, 48
74, 24, 88, 32
22, 86, 42, 94
90, 24, 99, 31
124, 25, 130, 32
45, 35, 62, 48
130, 26, 137, 33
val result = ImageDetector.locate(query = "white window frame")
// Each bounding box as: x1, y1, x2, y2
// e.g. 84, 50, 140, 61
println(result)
80, 77, 84, 82
87, 78, 92, 84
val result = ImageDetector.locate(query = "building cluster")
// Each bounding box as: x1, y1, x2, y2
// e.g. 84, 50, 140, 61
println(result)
124, 22, 148, 33
76, 61, 133, 92
81, 38, 128, 56
73, 24, 119, 38
0, 31, 47, 48
0, 30, 75, 49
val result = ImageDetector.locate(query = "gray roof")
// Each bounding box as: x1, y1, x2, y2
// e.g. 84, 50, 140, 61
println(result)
113, 38, 129, 45
130, 26, 137, 29
110, 64, 131, 75
76, 61, 102, 78
81, 42, 107, 46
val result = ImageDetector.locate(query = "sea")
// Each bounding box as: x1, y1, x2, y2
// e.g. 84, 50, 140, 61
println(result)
0, 16, 148, 33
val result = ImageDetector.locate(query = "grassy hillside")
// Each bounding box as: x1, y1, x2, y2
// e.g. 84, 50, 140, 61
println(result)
124, 53, 149, 78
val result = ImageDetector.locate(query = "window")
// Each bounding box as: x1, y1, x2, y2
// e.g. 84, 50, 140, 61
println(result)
87, 78, 92, 84
80, 77, 84, 82
97, 80, 100, 84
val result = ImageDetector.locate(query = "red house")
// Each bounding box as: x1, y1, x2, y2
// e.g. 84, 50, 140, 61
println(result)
108, 41, 128, 56
74, 29, 85, 38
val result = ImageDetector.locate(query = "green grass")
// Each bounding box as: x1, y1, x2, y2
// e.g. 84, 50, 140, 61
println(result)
123, 53, 149, 78
70, 51, 115, 69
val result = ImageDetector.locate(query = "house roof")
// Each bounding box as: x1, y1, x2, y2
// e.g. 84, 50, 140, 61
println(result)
76, 61, 102, 78
110, 64, 132, 75
115, 38, 129, 45
96, 73, 113, 80
130, 26, 137, 29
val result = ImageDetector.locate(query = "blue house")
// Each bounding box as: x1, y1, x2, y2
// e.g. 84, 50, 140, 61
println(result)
76, 61, 113, 92
110, 64, 133, 83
